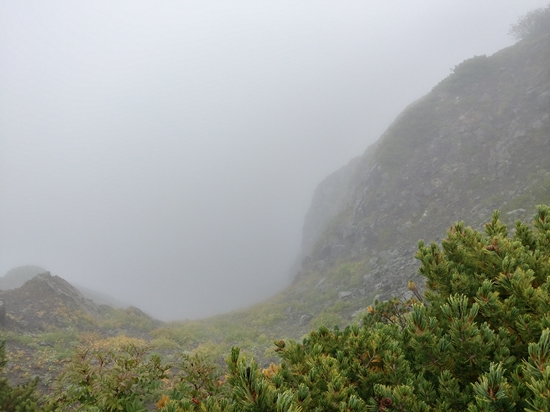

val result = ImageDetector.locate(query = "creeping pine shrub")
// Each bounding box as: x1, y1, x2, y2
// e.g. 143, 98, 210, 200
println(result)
157, 353, 229, 412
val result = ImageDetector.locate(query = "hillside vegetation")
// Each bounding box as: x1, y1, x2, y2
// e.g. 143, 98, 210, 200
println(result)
4, 205, 550, 410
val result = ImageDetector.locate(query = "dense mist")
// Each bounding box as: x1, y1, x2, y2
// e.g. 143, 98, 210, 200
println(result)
1, 1, 547, 320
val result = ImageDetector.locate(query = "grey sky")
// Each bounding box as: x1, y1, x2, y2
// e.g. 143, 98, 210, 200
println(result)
1, 1, 547, 320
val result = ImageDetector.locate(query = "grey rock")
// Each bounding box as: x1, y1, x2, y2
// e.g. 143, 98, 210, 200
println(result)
532, 119, 543, 129
338, 291, 353, 299
290, 32, 550, 329
301, 157, 362, 255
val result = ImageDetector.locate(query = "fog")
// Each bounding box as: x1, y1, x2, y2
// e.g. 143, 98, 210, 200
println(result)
1, 1, 547, 320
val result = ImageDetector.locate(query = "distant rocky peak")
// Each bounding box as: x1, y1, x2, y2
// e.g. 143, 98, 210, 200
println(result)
295, 27, 550, 307
28, 272, 100, 317
0, 271, 101, 332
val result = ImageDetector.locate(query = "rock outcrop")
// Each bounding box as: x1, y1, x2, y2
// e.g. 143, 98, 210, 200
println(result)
301, 156, 361, 256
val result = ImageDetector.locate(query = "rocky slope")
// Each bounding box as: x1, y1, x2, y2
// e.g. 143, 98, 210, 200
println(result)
0, 266, 129, 309
0, 272, 101, 332
0, 272, 161, 388
286, 23, 550, 329
2, 13, 549, 382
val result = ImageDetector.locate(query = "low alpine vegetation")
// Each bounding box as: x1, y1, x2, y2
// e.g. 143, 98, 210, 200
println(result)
156, 205, 550, 411
4, 206, 550, 410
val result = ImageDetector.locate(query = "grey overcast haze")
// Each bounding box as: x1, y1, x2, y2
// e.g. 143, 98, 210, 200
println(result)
1, 1, 548, 320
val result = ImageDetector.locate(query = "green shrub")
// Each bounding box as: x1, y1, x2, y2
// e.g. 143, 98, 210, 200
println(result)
44, 343, 169, 411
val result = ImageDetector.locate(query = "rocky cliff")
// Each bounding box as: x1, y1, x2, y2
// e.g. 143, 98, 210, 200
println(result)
300, 156, 361, 257
293, 24, 550, 323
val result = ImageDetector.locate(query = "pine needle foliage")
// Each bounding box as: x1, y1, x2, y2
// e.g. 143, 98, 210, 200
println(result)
44, 342, 170, 412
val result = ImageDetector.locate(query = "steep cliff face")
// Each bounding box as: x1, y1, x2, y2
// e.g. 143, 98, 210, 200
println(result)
296, 30, 550, 315
300, 156, 360, 256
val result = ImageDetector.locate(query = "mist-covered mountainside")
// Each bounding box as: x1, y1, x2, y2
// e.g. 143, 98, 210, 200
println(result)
0, 266, 130, 309
2, 7, 549, 366
0, 272, 101, 331
292, 23, 550, 319
1, 9, 550, 410
152, 15, 550, 349
168, 14, 550, 342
